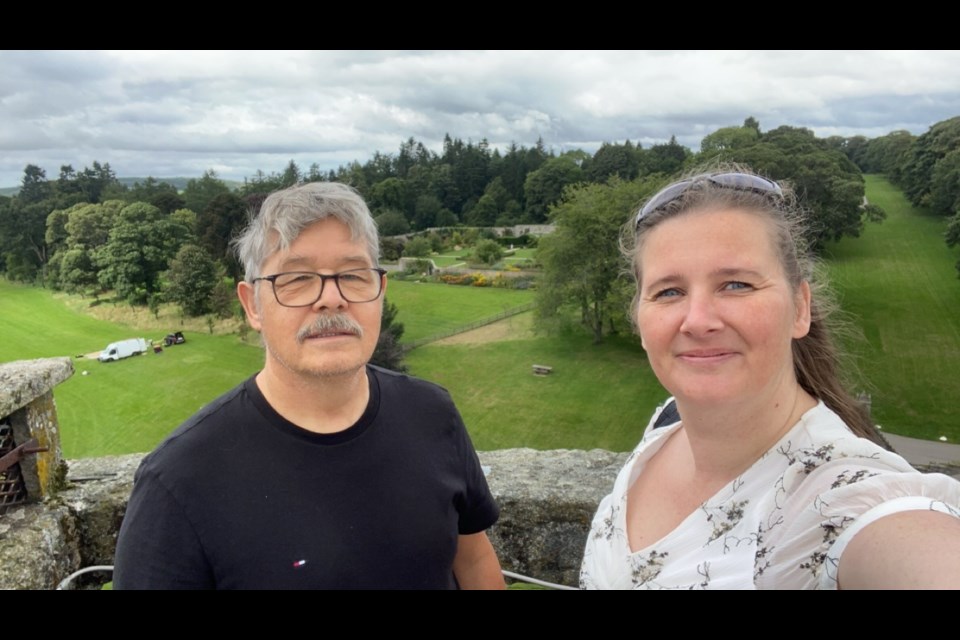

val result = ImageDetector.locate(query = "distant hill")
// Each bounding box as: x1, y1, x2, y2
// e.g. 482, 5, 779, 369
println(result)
0, 176, 245, 197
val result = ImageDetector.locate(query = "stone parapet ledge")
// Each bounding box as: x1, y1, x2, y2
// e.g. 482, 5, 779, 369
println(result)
0, 358, 72, 503
480, 448, 628, 587
0, 358, 74, 418
0, 449, 627, 589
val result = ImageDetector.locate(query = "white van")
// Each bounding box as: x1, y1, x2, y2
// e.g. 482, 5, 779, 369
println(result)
98, 338, 148, 362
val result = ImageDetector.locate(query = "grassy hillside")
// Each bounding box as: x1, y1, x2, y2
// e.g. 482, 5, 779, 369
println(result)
823, 175, 960, 441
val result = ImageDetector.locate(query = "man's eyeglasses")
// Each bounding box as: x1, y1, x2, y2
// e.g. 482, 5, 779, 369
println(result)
636, 172, 783, 227
253, 268, 387, 307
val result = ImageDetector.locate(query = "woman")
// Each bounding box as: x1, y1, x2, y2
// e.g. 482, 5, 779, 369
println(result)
580, 169, 960, 589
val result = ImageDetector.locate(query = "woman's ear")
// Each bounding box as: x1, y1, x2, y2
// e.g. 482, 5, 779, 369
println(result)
793, 281, 812, 339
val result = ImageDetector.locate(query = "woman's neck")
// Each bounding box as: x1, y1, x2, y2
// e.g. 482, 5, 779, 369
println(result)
675, 384, 817, 481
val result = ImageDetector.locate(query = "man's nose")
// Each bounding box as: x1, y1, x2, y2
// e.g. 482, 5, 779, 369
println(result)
313, 276, 348, 310
679, 290, 723, 336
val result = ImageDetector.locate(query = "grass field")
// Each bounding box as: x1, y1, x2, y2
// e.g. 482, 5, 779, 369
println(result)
405, 329, 665, 452
0, 278, 535, 457
386, 280, 534, 343
0, 280, 264, 457
823, 175, 960, 441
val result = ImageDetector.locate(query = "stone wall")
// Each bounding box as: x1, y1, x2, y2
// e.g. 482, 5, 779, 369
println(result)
0, 448, 627, 589
0, 358, 71, 512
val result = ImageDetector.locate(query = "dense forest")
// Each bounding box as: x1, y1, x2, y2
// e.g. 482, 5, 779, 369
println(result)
2, 116, 954, 323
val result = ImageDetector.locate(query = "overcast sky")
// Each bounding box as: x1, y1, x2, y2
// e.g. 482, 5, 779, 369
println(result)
2, 50, 959, 189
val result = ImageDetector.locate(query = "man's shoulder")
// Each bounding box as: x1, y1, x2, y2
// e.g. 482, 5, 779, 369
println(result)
368, 364, 454, 403
139, 377, 255, 472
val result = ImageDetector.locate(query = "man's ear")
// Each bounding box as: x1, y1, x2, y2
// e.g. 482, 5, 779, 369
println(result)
237, 281, 263, 332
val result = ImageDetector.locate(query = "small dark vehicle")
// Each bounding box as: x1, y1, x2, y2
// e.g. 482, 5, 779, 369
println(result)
163, 331, 186, 347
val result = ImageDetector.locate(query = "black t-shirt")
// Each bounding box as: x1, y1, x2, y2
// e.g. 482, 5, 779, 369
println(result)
113, 365, 498, 589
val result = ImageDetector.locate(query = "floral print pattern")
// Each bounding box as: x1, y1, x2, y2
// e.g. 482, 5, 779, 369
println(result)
580, 401, 960, 589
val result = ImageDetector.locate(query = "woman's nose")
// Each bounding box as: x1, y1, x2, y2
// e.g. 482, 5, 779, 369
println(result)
679, 290, 723, 336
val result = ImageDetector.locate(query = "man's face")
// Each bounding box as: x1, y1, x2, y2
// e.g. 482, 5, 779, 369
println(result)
238, 217, 384, 382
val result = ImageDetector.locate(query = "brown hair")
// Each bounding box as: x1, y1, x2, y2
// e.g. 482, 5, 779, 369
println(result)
625, 166, 887, 447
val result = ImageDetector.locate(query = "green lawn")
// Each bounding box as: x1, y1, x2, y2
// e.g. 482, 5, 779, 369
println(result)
0, 280, 263, 457
385, 280, 535, 343
0, 278, 534, 457
406, 331, 666, 452
823, 175, 960, 441
430, 248, 471, 267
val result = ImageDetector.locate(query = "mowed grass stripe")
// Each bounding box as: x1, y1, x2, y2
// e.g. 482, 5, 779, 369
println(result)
824, 175, 960, 440
387, 279, 534, 343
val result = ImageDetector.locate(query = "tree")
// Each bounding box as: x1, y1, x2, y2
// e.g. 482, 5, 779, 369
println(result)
902, 116, 960, 215
647, 136, 690, 175
165, 244, 220, 316
374, 209, 410, 236
473, 239, 503, 266
196, 192, 247, 281
369, 297, 408, 373
403, 236, 431, 258
700, 126, 760, 154
19, 164, 52, 204
587, 141, 642, 183
536, 176, 660, 343
98, 202, 192, 303
524, 155, 584, 223
706, 125, 874, 249
183, 170, 231, 216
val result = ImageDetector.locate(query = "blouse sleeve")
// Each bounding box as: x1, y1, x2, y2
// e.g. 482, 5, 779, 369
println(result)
755, 458, 960, 590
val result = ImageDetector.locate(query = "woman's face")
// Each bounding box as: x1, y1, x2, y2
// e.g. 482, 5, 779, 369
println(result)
635, 207, 811, 408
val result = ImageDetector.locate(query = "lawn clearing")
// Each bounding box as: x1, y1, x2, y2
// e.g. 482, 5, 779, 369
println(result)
823, 175, 960, 441
385, 279, 535, 343
405, 332, 665, 452
0, 279, 264, 457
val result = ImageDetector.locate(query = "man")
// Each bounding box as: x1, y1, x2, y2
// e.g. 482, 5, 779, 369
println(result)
114, 182, 503, 589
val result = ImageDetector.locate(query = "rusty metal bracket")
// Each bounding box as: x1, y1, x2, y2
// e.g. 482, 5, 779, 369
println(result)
0, 438, 49, 475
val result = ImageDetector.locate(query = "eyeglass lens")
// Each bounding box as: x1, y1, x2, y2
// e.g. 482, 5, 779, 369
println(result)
272, 269, 382, 305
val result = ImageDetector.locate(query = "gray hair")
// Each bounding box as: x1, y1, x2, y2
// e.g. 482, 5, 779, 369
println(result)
234, 182, 380, 281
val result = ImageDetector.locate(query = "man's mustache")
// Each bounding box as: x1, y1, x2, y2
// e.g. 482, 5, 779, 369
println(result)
296, 314, 364, 343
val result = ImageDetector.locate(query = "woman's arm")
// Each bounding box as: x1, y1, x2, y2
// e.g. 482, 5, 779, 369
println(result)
838, 509, 960, 589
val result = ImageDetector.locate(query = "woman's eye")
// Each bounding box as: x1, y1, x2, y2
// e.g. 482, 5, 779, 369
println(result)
653, 288, 681, 299
723, 281, 751, 291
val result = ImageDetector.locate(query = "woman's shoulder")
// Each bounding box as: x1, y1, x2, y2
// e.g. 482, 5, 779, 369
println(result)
756, 402, 960, 589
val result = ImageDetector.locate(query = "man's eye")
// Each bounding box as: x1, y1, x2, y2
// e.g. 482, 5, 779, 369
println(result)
277, 274, 315, 287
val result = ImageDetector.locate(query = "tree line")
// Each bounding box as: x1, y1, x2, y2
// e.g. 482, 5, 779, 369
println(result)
836, 116, 960, 276
0, 120, 886, 343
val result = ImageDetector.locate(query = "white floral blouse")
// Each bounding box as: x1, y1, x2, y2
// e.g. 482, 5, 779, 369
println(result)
580, 401, 960, 589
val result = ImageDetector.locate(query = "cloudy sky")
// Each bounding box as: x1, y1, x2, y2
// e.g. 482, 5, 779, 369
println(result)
2, 50, 959, 188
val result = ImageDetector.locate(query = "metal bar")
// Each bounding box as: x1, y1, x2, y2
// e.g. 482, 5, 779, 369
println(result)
0, 438, 48, 474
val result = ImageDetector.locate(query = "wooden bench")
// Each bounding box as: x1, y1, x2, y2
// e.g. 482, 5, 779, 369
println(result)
532, 364, 553, 376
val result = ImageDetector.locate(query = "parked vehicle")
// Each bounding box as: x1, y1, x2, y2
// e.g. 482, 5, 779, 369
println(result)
98, 338, 148, 362
163, 331, 186, 347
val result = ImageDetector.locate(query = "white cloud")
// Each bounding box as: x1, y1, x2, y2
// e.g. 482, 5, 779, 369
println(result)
2, 50, 960, 187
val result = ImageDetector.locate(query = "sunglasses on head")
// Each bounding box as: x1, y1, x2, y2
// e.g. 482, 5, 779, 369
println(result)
635, 172, 784, 227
